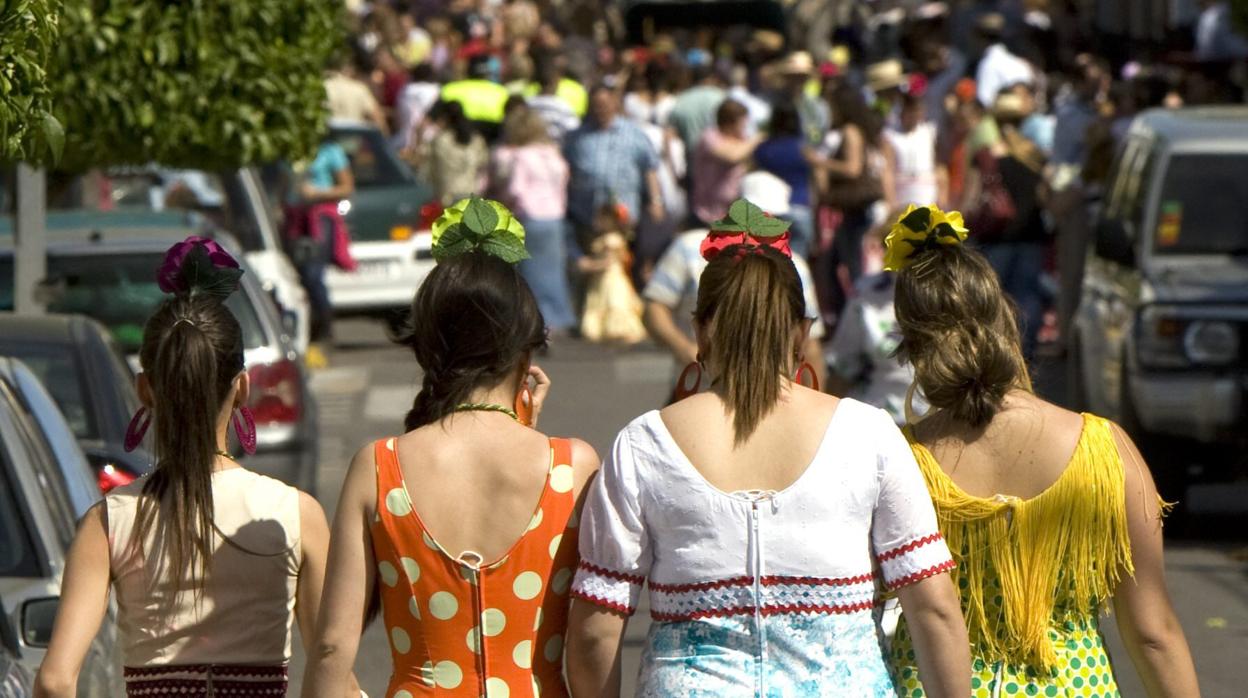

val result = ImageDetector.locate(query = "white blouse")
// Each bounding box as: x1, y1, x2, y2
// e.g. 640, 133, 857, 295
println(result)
571, 399, 953, 621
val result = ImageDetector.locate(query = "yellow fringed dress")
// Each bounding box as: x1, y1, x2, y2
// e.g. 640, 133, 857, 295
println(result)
890, 413, 1143, 697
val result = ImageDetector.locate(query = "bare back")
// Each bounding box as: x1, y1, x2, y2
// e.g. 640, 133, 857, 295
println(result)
660, 386, 842, 493
912, 391, 1086, 500
392, 414, 595, 563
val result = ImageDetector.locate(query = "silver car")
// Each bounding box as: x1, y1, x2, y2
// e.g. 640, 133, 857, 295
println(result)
1070, 106, 1248, 496
0, 357, 119, 696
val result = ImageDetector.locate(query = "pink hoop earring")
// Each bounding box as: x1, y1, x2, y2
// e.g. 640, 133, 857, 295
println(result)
124, 407, 151, 452
232, 406, 257, 455
672, 361, 703, 402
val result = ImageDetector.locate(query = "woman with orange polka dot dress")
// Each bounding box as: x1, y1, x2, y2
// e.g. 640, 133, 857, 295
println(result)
303, 200, 600, 698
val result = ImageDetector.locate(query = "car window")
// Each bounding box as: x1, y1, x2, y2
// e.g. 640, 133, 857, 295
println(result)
0, 424, 41, 577
0, 343, 95, 439
1152, 153, 1248, 255
9, 363, 99, 520
0, 254, 267, 354
0, 378, 76, 549
329, 130, 413, 188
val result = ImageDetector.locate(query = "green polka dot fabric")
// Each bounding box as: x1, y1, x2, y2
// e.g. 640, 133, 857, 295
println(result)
890, 573, 1121, 697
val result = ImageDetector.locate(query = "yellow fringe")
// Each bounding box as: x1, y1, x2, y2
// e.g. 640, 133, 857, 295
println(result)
906, 414, 1136, 673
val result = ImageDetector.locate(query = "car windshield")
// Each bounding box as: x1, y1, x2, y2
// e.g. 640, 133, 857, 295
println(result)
329, 129, 414, 188
0, 254, 266, 354
1153, 153, 1248, 255
0, 343, 95, 440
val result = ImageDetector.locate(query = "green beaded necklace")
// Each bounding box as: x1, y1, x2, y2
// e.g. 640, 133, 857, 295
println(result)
453, 402, 520, 422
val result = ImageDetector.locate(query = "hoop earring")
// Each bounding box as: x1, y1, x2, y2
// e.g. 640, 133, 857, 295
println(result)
232, 406, 258, 455
794, 362, 820, 392
514, 386, 533, 427
672, 361, 703, 402
124, 407, 151, 452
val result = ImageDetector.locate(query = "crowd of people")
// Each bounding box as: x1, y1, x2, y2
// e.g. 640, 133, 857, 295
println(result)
27, 1, 1238, 697
320, 0, 1247, 415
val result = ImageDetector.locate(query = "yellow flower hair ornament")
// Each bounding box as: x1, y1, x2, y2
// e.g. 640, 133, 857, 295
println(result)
883, 204, 969, 272
431, 196, 529, 263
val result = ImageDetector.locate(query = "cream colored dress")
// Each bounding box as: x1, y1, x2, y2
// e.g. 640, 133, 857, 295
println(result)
106, 467, 300, 690
581, 231, 647, 344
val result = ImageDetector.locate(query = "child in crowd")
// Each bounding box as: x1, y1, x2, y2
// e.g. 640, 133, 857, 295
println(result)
579, 201, 647, 344
825, 213, 927, 425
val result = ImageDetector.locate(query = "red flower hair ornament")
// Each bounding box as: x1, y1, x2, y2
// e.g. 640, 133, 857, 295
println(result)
699, 198, 794, 262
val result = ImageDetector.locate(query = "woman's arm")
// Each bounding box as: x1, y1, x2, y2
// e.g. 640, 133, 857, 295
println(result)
817, 125, 864, 179
294, 492, 360, 696
34, 504, 112, 698
301, 446, 378, 698
895, 574, 971, 698
565, 601, 629, 698
1109, 425, 1201, 698
706, 132, 763, 164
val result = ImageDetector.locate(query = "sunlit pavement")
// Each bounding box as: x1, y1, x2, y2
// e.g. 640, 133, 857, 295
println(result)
288, 319, 1247, 697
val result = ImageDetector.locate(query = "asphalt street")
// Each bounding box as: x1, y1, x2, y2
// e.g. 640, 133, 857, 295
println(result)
288, 319, 1247, 697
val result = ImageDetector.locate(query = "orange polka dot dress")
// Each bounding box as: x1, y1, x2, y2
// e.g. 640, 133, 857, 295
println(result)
371, 437, 579, 698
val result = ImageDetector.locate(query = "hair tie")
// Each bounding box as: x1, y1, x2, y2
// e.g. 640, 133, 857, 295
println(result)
172, 317, 197, 329
883, 204, 969, 272
700, 198, 793, 262
431, 196, 529, 264
156, 236, 244, 301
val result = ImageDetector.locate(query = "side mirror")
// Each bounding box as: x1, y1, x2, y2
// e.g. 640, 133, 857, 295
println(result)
1094, 218, 1136, 267
21, 597, 58, 649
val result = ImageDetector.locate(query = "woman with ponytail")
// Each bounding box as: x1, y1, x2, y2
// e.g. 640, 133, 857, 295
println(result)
883, 205, 1200, 697
35, 238, 336, 697
304, 198, 599, 698
565, 199, 969, 696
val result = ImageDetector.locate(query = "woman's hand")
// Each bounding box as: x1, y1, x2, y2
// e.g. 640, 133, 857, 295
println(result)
526, 364, 551, 429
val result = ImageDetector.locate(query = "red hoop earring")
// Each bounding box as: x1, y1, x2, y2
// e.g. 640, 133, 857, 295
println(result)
794, 362, 820, 392
232, 406, 257, 455
514, 386, 533, 427
124, 407, 151, 452
672, 361, 703, 402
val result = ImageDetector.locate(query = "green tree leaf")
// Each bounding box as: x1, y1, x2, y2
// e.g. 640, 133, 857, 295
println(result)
462, 197, 500, 240
42, 113, 64, 163
480, 234, 530, 263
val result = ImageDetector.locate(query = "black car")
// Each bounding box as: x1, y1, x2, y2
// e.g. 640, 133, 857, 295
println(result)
0, 313, 149, 492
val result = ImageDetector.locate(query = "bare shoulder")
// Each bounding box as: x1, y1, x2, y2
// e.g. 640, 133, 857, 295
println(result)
297, 491, 328, 528
567, 438, 601, 494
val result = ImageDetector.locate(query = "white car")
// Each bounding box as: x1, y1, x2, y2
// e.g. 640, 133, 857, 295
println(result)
321, 121, 439, 327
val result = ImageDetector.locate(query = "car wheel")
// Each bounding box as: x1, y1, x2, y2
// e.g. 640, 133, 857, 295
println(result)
383, 310, 410, 342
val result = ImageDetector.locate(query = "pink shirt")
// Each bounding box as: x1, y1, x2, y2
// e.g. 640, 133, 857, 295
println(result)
691, 128, 747, 224
491, 143, 569, 221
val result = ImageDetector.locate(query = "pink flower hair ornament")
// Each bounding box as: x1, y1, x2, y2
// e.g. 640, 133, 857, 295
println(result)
699, 198, 793, 262
156, 236, 244, 301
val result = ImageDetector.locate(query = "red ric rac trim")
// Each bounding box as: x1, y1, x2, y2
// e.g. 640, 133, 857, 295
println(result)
877, 532, 944, 562
885, 559, 956, 590
648, 572, 874, 594
578, 560, 645, 585
571, 588, 635, 615
651, 600, 874, 622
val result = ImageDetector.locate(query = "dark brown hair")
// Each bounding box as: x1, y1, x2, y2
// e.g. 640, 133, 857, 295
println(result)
695, 247, 805, 443
134, 295, 244, 596
716, 98, 749, 129
893, 244, 1030, 426
400, 251, 547, 431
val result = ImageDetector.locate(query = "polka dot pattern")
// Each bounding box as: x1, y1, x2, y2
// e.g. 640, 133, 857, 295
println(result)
370, 439, 579, 698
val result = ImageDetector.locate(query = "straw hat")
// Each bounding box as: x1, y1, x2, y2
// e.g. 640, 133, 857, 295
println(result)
866, 59, 907, 92
778, 51, 815, 76
992, 92, 1031, 121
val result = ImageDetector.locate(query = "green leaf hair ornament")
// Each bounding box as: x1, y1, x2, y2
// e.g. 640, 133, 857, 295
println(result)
431, 197, 530, 264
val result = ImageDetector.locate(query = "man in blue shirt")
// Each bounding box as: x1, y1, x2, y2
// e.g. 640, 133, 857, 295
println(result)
563, 85, 665, 245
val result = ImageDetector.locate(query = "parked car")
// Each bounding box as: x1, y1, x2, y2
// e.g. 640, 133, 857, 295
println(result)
0, 596, 33, 698
0, 313, 150, 493
14, 166, 313, 352
0, 357, 119, 696
263, 121, 438, 329
0, 219, 318, 493
1070, 106, 1248, 497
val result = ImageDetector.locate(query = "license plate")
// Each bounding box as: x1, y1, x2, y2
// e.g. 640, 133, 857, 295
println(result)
357, 259, 398, 277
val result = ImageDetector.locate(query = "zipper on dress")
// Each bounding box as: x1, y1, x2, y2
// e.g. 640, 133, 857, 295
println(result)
461, 559, 487, 697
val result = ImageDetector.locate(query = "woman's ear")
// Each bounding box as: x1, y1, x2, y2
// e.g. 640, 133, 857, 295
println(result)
693, 318, 710, 362
233, 371, 251, 409
136, 373, 154, 409
794, 319, 813, 358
